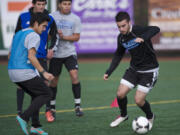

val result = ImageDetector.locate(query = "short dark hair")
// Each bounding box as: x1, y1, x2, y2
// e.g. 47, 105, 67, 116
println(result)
30, 12, 50, 26
58, 0, 72, 3
32, 0, 47, 4
115, 11, 130, 22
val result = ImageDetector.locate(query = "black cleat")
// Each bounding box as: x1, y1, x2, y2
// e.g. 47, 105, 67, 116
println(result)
75, 107, 84, 117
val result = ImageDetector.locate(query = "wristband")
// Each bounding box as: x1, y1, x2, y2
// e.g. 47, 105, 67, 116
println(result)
40, 69, 46, 74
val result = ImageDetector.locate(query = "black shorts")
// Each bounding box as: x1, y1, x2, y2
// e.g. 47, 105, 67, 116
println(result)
121, 67, 159, 93
16, 76, 52, 98
49, 55, 78, 76
38, 58, 48, 80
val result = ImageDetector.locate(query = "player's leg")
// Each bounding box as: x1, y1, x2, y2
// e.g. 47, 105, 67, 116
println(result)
110, 68, 137, 127
17, 86, 25, 115
135, 69, 159, 130
47, 58, 63, 122
65, 55, 83, 117
110, 83, 131, 127
16, 77, 52, 135
31, 99, 48, 135
37, 58, 50, 112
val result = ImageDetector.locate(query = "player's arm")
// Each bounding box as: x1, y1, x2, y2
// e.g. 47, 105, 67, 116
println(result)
15, 16, 22, 33
58, 16, 81, 42
28, 47, 54, 81
47, 18, 58, 59
104, 37, 126, 80
58, 30, 80, 42
134, 25, 160, 41
48, 19, 58, 49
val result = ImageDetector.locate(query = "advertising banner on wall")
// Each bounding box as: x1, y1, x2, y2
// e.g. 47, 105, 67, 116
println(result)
0, 0, 32, 49
51, 0, 134, 54
0, 0, 48, 49
149, 0, 180, 50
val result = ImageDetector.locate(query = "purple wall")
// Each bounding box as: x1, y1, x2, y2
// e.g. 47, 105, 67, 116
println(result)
72, 0, 134, 54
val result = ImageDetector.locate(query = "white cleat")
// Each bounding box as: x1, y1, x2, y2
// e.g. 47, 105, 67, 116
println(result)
148, 114, 155, 130
110, 115, 128, 127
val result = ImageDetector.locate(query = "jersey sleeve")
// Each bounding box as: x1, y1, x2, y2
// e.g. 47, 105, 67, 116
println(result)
48, 16, 58, 49
25, 32, 40, 50
105, 35, 126, 76
133, 25, 160, 41
15, 16, 22, 33
74, 16, 81, 34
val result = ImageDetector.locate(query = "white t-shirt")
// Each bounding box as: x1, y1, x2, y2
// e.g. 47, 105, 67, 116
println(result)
51, 11, 81, 58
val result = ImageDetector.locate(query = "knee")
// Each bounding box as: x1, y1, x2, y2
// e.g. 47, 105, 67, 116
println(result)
70, 71, 79, 84
134, 96, 144, 106
117, 91, 126, 99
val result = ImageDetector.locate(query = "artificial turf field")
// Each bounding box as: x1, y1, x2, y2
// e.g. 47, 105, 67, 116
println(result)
0, 58, 180, 135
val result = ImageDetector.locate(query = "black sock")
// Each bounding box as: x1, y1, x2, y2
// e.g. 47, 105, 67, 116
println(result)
46, 101, 51, 112
117, 96, 128, 117
139, 100, 153, 119
72, 83, 81, 107
50, 87, 57, 110
17, 88, 24, 114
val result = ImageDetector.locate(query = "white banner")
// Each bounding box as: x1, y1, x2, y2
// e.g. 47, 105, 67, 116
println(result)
0, 0, 48, 49
0, 0, 32, 49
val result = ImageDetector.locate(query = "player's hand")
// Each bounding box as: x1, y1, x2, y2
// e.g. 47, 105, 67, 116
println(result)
58, 30, 64, 39
43, 72, 54, 81
47, 49, 54, 59
135, 37, 144, 43
103, 74, 109, 80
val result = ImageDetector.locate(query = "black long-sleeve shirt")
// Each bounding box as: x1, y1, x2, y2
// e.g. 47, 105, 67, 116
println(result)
106, 25, 160, 76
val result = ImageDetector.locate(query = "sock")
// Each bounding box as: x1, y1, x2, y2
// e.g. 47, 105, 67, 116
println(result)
17, 88, 24, 114
72, 83, 81, 108
117, 96, 128, 117
45, 101, 51, 112
50, 87, 57, 110
139, 100, 153, 119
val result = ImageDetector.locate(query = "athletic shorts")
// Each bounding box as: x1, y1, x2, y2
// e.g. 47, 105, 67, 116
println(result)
120, 67, 159, 93
16, 76, 52, 98
49, 55, 78, 76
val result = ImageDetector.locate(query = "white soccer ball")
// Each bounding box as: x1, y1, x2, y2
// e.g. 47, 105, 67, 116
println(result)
132, 116, 150, 134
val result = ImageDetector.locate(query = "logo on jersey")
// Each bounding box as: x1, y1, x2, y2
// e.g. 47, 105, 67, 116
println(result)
122, 38, 140, 50
75, 65, 78, 68
26, 21, 30, 25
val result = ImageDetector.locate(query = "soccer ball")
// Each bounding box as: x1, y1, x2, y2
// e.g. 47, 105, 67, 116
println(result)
132, 116, 150, 134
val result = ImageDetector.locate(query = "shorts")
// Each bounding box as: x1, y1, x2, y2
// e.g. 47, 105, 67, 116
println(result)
49, 55, 78, 76
120, 67, 159, 93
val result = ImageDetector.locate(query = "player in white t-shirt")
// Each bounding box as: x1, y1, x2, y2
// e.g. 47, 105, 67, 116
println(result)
49, 0, 83, 121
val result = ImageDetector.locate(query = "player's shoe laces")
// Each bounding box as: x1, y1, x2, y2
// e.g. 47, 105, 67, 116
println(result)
16, 115, 29, 135
148, 114, 155, 130
110, 115, 128, 127
75, 106, 84, 117
45, 110, 54, 122
30, 127, 48, 135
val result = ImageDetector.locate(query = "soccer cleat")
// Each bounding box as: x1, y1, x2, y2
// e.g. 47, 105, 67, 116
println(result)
75, 107, 84, 117
30, 127, 48, 135
148, 114, 155, 130
16, 116, 29, 135
110, 115, 128, 127
45, 110, 54, 123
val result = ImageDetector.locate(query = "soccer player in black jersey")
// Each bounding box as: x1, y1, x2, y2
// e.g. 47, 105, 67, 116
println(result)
103, 11, 160, 130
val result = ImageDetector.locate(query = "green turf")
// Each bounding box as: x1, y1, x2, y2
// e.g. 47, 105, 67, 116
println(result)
0, 59, 180, 135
